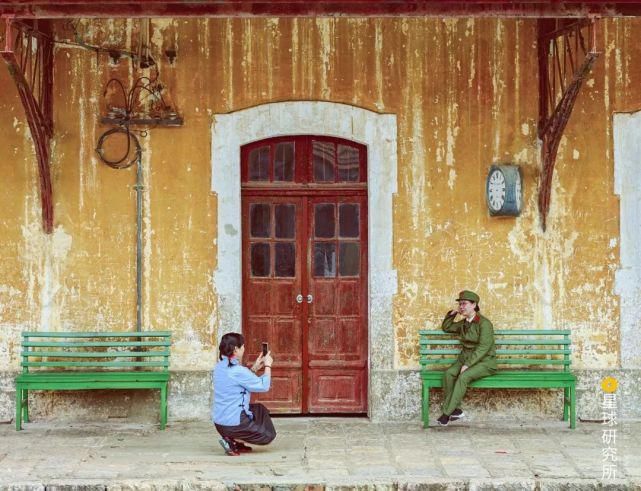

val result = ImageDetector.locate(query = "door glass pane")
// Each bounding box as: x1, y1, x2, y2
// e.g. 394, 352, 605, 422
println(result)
274, 142, 295, 182
275, 242, 296, 277
339, 204, 359, 238
314, 203, 335, 238
249, 146, 270, 181
313, 242, 336, 277
251, 243, 270, 277
337, 144, 360, 182
312, 141, 335, 182
275, 204, 295, 238
339, 243, 360, 276
250, 204, 271, 238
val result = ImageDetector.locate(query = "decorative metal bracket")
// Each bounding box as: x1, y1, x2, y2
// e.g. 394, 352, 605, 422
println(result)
537, 19, 599, 231
1, 17, 54, 233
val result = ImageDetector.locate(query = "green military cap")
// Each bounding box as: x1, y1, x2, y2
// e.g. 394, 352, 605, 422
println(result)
456, 290, 480, 303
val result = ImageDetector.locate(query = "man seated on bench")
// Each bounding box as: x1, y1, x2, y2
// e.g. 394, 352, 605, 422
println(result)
437, 290, 497, 426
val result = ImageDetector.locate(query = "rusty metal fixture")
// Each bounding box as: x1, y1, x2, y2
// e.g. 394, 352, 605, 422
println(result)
537, 19, 599, 231
164, 48, 177, 65
1, 17, 54, 234
99, 73, 183, 128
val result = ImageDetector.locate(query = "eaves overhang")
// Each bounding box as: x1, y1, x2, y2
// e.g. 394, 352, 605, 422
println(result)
2, 1, 641, 19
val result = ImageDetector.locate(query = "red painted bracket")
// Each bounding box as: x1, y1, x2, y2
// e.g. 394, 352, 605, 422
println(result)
537, 19, 599, 231
1, 17, 54, 233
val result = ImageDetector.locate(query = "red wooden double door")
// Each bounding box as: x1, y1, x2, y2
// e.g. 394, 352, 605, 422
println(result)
241, 136, 368, 414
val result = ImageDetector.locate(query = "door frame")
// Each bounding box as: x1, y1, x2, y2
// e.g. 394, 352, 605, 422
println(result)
211, 101, 398, 419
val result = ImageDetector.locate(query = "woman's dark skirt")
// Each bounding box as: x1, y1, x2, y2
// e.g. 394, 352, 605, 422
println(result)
215, 403, 276, 445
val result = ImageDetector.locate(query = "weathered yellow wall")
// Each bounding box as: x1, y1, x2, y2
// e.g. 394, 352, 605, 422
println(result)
1, 17, 639, 373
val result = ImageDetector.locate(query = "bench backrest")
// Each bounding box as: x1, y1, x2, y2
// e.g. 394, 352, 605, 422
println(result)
419, 329, 571, 371
20, 331, 171, 373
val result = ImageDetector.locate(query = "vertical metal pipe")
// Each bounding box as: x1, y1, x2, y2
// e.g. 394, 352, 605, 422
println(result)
135, 155, 143, 332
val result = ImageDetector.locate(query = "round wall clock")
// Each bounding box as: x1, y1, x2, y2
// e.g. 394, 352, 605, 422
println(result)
486, 164, 523, 217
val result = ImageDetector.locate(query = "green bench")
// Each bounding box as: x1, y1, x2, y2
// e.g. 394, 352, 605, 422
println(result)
419, 329, 576, 429
15, 331, 171, 430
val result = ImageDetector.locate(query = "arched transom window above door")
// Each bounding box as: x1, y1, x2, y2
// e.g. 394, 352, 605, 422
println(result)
241, 136, 367, 186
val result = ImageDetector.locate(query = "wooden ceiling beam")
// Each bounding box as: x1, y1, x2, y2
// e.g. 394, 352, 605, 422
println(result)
2, 1, 641, 18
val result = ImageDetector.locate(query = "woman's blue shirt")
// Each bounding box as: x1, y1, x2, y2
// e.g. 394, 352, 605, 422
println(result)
212, 356, 271, 426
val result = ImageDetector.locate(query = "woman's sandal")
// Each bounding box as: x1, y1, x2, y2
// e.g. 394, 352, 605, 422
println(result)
218, 438, 240, 456
233, 441, 253, 453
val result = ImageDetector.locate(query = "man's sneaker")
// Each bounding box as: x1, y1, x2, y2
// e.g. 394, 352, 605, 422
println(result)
436, 414, 450, 426
218, 438, 239, 456
450, 408, 465, 420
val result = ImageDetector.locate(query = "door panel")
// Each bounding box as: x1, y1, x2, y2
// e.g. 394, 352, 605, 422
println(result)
242, 196, 304, 413
309, 368, 367, 413
307, 195, 368, 413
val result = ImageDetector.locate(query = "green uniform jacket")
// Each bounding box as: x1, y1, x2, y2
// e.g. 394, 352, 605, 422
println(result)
441, 312, 497, 368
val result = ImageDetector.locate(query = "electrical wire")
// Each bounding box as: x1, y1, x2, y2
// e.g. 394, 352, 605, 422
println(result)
95, 127, 141, 169
60, 19, 144, 65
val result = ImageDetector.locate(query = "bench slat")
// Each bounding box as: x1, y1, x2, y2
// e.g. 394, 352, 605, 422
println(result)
419, 329, 571, 336
420, 358, 569, 366
420, 339, 570, 345
15, 381, 169, 390
420, 359, 458, 365
23, 341, 171, 348
23, 361, 169, 368
17, 371, 170, 381
420, 349, 571, 355
22, 331, 171, 338
21, 351, 170, 358
422, 369, 574, 376
422, 378, 575, 389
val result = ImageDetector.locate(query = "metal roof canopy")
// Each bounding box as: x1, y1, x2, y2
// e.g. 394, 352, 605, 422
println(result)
2, 0, 641, 18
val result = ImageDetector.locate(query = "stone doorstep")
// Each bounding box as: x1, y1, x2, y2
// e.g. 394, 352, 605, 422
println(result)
1, 477, 639, 491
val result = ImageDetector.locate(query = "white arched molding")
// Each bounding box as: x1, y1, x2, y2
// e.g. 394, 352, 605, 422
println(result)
614, 110, 641, 369
211, 101, 398, 378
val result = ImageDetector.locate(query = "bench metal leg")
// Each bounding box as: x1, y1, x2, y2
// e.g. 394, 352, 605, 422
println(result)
570, 383, 576, 429
422, 382, 430, 429
160, 384, 167, 430
23, 389, 29, 423
563, 387, 569, 421
15, 386, 22, 431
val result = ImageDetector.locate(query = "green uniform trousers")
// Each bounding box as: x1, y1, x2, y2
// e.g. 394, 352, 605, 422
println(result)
442, 357, 496, 416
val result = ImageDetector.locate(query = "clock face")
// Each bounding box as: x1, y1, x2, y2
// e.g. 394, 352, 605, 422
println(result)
487, 169, 506, 212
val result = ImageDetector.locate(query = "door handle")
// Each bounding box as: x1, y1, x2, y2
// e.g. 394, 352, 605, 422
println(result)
296, 294, 303, 304
306, 294, 313, 304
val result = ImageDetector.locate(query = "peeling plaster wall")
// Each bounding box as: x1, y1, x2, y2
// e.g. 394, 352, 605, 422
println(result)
614, 110, 641, 370
0, 17, 639, 422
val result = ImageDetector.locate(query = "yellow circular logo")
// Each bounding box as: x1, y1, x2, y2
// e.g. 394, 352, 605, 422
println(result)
601, 376, 618, 393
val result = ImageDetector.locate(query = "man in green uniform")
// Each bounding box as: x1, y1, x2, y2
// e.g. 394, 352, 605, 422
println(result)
437, 290, 497, 426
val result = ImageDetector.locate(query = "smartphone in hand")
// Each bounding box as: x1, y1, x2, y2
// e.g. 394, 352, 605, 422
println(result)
261, 342, 269, 357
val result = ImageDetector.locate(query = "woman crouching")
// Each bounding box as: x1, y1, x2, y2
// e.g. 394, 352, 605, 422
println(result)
212, 332, 276, 455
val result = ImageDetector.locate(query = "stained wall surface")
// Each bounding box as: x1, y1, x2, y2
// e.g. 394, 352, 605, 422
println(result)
1, 17, 640, 421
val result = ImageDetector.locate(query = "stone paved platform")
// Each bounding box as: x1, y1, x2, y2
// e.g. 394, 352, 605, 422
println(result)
0, 417, 639, 490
